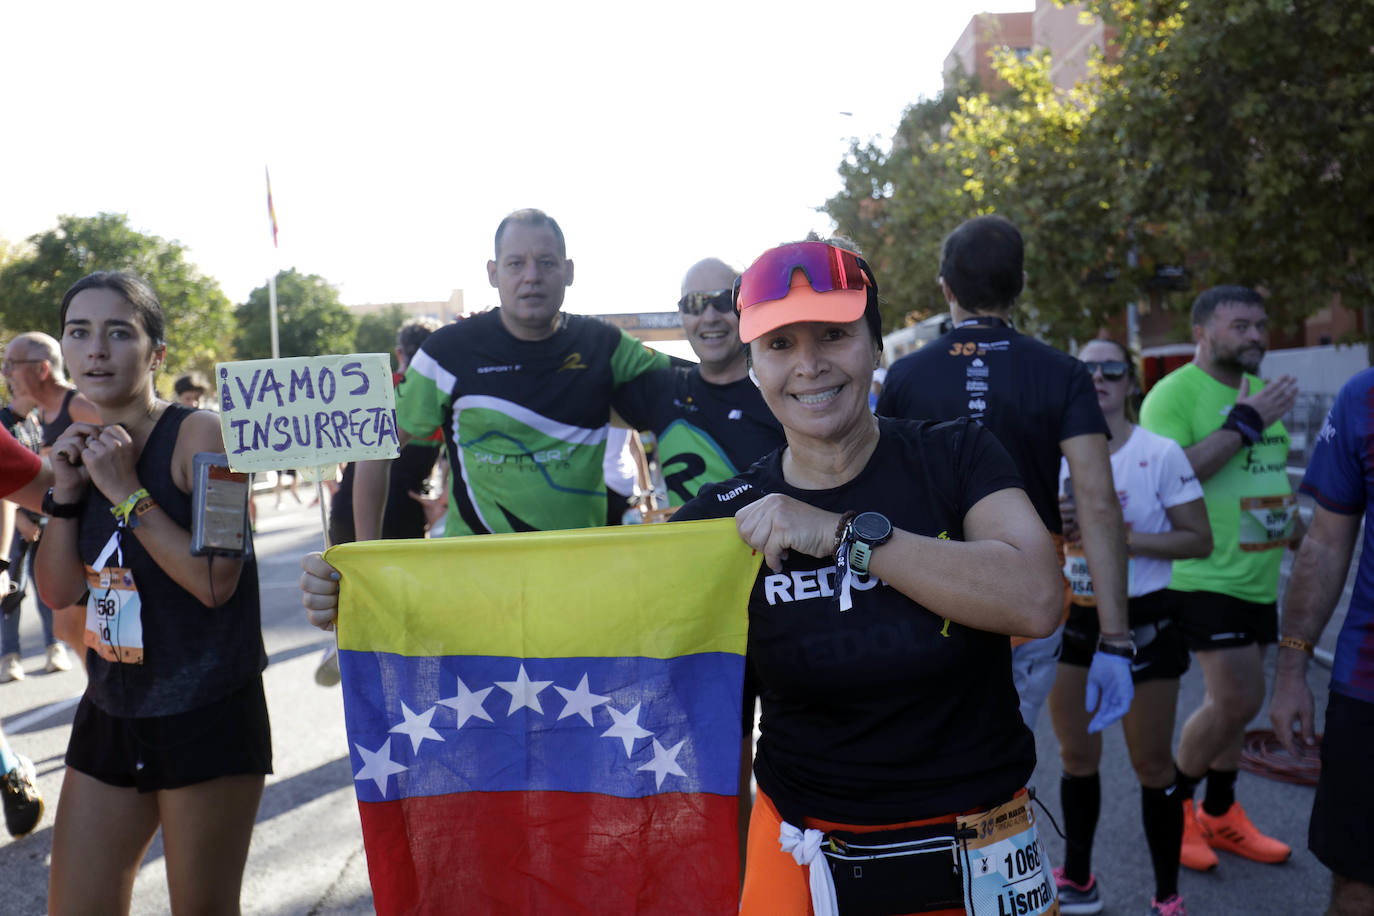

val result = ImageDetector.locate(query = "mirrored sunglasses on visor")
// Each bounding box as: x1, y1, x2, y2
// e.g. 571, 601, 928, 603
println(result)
677, 289, 734, 316
1083, 360, 1129, 381
733, 242, 872, 343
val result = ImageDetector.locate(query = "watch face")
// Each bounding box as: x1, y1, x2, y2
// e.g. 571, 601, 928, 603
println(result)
851, 512, 891, 543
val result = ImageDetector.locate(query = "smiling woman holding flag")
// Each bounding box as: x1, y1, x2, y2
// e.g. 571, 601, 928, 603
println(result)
674, 241, 1065, 915
299, 241, 1065, 914
35, 271, 269, 916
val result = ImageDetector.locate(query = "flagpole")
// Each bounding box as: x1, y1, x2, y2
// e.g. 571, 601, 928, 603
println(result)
266, 165, 281, 359
269, 273, 280, 359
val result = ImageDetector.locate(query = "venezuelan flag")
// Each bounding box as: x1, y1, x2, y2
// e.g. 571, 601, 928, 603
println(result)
329, 519, 758, 914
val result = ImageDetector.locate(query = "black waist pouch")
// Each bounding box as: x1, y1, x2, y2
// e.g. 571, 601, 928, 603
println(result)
822, 821, 972, 915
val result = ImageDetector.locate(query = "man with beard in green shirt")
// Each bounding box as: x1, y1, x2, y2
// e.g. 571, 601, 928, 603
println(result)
1141, 285, 1302, 873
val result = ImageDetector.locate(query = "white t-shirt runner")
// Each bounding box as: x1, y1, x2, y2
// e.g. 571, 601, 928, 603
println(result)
1059, 425, 1204, 601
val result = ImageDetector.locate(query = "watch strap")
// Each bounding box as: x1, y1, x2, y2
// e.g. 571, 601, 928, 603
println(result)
849, 539, 874, 577
42, 488, 84, 519
1096, 635, 1137, 659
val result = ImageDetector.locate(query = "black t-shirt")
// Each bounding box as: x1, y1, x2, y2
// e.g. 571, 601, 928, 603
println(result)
399, 310, 669, 535
613, 366, 785, 505
381, 441, 440, 538
877, 323, 1107, 534
674, 417, 1034, 823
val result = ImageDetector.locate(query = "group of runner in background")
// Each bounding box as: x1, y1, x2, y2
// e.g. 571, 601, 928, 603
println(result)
1, 206, 1366, 916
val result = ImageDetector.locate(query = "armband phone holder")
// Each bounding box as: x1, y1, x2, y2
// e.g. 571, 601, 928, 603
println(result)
191, 453, 252, 557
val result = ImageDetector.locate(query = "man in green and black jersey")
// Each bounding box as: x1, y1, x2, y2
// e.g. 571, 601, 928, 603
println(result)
616, 258, 784, 507
352, 209, 669, 538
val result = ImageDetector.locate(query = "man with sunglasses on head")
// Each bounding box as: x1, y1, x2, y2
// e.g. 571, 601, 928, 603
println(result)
877, 215, 1133, 736
1140, 285, 1300, 873
350, 208, 669, 540
613, 259, 783, 508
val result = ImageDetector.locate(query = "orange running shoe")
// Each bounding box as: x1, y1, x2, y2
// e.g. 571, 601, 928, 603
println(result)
1179, 800, 1219, 872
1195, 802, 1291, 864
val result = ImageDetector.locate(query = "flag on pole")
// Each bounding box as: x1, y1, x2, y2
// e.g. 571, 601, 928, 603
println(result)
265, 166, 279, 248
328, 520, 758, 915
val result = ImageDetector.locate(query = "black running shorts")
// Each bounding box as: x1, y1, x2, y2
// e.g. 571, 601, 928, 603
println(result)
66, 677, 273, 793
1059, 590, 1190, 682
1310, 690, 1374, 885
1171, 589, 1277, 651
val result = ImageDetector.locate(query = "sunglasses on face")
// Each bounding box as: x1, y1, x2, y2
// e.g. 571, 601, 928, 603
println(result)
1083, 360, 1129, 381
678, 289, 734, 316
733, 242, 871, 310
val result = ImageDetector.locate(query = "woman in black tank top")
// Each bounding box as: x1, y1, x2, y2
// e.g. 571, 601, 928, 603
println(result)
35, 271, 268, 916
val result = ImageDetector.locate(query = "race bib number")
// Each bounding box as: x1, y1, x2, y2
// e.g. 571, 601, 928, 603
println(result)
1239, 494, 1296, 552
1063, 545, 1095, 607
958, 794, 1059, 916
1064, 543, 1134, 605
84, 564, 144, 664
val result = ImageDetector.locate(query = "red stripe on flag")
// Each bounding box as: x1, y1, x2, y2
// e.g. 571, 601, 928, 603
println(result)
358, 790, 739, 914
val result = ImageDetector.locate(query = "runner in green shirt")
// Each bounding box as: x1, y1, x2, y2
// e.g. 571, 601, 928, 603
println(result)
352, 209, 669, 538
1140, 284, 1301, 874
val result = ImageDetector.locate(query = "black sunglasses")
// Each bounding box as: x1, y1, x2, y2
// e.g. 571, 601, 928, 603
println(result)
1083, 360, 1129, 381
678, 289, 734, 316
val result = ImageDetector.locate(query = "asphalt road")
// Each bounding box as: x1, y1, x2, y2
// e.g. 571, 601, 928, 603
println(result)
0, 492, 1348, 914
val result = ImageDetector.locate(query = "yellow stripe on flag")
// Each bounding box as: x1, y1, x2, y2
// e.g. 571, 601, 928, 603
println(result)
328, 519, 758, 659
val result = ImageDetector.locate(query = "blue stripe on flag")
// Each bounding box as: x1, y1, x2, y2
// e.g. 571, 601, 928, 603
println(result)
341, 651, 744, 802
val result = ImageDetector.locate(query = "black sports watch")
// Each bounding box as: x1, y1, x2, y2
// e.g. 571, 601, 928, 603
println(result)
42, 488, 83, 519
847, 512, 893, 580
1096, 634, 1138, 659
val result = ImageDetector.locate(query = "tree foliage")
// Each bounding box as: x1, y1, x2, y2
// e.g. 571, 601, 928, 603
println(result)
943, 50, 1123, 342
234, 268, 356, 360
1089, 0, 1374, 339
0, 213, 235, 378
354, 305, 409, 372
826, 0, 1374, 345
827, 72, 979, 332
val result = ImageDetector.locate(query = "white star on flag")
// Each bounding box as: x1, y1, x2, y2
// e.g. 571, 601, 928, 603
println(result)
494, 664, 554, 716
637, 738, 688, 789
354, 737, 408, 795
437, 675, 494, 728
389, 702, 443, 753
554, 673, 611, 725
602, 702, 653, 757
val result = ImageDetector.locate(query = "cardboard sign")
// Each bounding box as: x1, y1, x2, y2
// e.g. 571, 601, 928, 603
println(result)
216, 354, 400, 473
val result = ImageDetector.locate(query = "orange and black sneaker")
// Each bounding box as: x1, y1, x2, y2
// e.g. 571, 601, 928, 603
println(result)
1179, 800, 1219, 872
1195, 801, 1291, 864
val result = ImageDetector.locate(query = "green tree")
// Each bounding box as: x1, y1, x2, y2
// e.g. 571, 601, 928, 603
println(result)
1085, 0, 1374, 339
826, 71, 981, 332
829, 53, 1125, 345
941, 49, 1124, 343
354, 305, 409, 372
0, 213, 235, 378
234, 268, 356, 360
826, 0, 1374, 345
